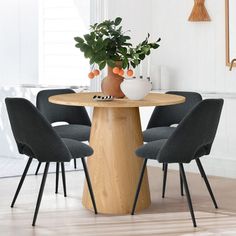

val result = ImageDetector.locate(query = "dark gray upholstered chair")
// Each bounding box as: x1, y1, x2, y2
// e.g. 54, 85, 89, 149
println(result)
144, 91, 203, 142
132, 99, 224, 227
35, 89, 91, 177
5, 98, 97, 226
143, 91, 202, 197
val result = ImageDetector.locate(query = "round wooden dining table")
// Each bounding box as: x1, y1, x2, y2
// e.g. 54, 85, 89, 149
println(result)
49, 92, 185, 215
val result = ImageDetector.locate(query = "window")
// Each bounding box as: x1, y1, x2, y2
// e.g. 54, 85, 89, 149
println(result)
39, 0, 90, 86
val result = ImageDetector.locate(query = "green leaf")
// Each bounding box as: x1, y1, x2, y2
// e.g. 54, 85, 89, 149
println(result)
134, 59, 140, 65
117, 26, 122, 32
107, 59, 115, 67
90, 57, 96, 65
74, 37, 84, 43
151, 43, 159, 49
142, 46, 150, 54
75, 43, 82, 48
80, 44, 89, 52
84, 48, 92, 58
115, 17, 122, 26
84, 34, 91, 42
139, 54, 145, 60
99, 61, 106, 70
95, 39, 104, 51
119, 47, 127, 54
123, 42, 132, 46
123, 36, 131, 40
122, 58, 128, 69
131, 62, 136, 68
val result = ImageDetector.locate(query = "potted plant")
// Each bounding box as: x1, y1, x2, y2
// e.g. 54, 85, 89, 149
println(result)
74, 17, 161, 98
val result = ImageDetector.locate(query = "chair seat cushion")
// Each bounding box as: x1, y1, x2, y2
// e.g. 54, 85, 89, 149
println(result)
62, 138, 93, 159
53, 124, 90, 141
136, 139, 167, 160
21, 138, 93, 160
143, 127, 176, 142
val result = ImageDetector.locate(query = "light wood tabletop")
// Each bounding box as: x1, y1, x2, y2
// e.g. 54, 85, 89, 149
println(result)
49, 92, 185, 108
49, 92, 185, 215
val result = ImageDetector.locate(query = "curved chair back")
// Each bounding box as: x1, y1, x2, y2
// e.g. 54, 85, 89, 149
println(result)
147, 91, 202, 128
37, 89, 91, 126
158, 99, 224, 163
5, 98, 72, 162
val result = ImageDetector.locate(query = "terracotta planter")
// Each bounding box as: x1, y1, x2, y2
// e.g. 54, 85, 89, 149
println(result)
101, 65, 125, 98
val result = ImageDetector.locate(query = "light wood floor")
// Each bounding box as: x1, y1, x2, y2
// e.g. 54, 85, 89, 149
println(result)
0, 165, 236, 236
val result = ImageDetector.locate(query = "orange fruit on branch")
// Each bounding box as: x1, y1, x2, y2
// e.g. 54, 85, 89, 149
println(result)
112, 67, 120, 74
88, 72, 95, 79
119, 69, 124, 76
127, 69, 134, 77
93, 69, 100, 76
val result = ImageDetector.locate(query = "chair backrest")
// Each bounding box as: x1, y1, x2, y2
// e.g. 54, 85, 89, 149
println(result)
147, 91, 202, 128
36, 89, 91, 126
5, 98, 72, 162
158, 99, 224, 163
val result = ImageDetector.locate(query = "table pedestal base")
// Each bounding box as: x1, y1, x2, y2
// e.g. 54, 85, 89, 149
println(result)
82, 107, 151, 214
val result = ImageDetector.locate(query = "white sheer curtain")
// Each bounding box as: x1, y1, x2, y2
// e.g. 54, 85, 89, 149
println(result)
38, 0, 90, 87
89, 0, 108, 92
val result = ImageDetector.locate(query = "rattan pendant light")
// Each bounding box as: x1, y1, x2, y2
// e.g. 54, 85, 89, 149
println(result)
188, 0, 211, 22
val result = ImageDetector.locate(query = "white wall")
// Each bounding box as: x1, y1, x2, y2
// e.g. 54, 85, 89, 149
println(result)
148, 0, 236, 178
150, 0, 236, 92
0, 0, 38, 86
107, 0, 152, 45
0, 0, 38, 159
107, 0, 236, 178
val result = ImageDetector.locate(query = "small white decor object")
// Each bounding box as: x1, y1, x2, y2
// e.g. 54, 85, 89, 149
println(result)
160, 66, 171, 90
151, 65, 161, 90
120, 78, 152, 100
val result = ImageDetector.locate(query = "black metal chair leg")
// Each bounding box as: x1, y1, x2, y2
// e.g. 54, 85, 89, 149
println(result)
180, 168, 184, 196
35, 162, 41, 175
131, 159, 148, 215
162, 163, 168, 198
32, 162, 49, 226
11, 158, 32, 208
55, 162, 59, 194
196, 159, 218, 209
162, 163, 164, 171
81, 158, 97, 214
73, 158, 77, 169
179, 163, 197, 227
61, 163, 67, 197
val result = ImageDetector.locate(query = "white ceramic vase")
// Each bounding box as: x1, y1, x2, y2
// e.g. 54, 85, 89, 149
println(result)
120, 78, 152, 100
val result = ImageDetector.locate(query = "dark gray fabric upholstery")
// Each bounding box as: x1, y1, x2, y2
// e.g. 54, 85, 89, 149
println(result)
136, 99, 224, 164
136, 141, 208, 160
21, 138, 93, 159
5, 98, 93, 162
143, 127, 175, 142
37, 89, 91, 142
136, 139, 167, 159
147, 91, 202, 129
53, 124, 91, 141
37, 89, 91, 126
62, 138, 93, 158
